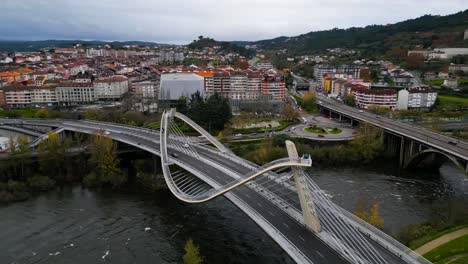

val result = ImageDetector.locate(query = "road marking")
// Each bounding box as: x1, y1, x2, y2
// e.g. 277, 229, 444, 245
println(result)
269, 211, 275, 216
316, 250, 324, 258
298, 235, 306, 242
282, 223, 289, 229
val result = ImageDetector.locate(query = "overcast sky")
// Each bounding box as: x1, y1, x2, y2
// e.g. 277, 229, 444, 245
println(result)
0, 0, 466, 44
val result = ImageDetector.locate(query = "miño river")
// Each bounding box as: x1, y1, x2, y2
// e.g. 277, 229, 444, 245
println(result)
0, 129, 467, 263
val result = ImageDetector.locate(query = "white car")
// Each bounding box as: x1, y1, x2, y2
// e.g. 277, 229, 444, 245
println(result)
104, 130, 111, 135
235, 133, 242, 137
358, 110, 364, 113
183, 143, 190, 148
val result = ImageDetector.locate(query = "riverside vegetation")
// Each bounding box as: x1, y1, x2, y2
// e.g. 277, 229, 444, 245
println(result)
0, 130, 166, 203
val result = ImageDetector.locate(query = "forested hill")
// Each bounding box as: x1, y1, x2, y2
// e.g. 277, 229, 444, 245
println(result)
0, 40, 165, 52
188, 36, 254, 57
253, 9, 468, 55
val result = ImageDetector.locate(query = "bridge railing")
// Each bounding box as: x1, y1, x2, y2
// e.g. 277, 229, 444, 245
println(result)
337, 206, 432, 264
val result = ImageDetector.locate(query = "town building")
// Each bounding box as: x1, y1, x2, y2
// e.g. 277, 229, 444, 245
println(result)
314, 64, 360, 83
396, 88, 438, 110
350, 86, 397, 109
56, 83, 95, 106
94, 76, 129, 100
158, 73, 204, 109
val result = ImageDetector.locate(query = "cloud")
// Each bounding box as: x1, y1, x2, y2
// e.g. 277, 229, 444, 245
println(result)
0, 0, 465, 44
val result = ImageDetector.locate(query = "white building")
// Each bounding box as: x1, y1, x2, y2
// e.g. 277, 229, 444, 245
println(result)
396, 88, 437, 110
57, 83, 95, 105
159, 73, 204, 109
94, 76, 129, 100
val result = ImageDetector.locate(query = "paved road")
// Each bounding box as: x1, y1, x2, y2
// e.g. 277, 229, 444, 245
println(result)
317, 95, 468, 161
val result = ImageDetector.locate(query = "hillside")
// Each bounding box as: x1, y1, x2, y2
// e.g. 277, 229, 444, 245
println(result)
0, 40, 165, 52
188, 37, 254, 57
253, 10, 468, 56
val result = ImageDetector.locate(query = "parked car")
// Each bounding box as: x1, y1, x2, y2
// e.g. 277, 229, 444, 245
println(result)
318, 135, 325, 138
171, 153, 179, 158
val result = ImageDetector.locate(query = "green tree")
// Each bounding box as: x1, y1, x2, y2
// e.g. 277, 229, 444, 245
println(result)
186, 92, 232, 133
86, 130, 125, 188
301, 92, 318, 113
344, 94, 356, 107
123, 111, 146, 126
35, 108, 49, 118
37, 132, 72, 181
183, 239, 203, 264
349, 124, 384, 163
8, 136, 31, 180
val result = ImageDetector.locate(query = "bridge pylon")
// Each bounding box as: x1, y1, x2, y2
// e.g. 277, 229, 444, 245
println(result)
285, 140, 321, 233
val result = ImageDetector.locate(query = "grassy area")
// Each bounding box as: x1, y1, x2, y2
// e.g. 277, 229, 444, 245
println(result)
326, 127, 343, 134
305, 126, 327, 134
410, 225, 468, 250
449, 256, 468, 264
423, 79, 444, 86
438, 95, 468, 105
143, 122, 161, 130
304, 125, 342, 135
0, 108, 39, 118
233, 119, 297, 134
423, 234, 468, 263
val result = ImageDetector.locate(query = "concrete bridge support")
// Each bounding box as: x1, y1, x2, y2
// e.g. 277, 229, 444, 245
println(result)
285, 140, 321, 233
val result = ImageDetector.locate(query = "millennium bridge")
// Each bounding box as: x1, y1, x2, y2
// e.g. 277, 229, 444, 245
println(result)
0, 109, 433, 264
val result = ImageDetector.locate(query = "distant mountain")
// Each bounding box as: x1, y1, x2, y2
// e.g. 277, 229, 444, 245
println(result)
0, 39, 166, 52
252, 9, 468, 56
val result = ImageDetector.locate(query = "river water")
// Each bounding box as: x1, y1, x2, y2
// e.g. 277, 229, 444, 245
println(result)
0, 130, 467, 263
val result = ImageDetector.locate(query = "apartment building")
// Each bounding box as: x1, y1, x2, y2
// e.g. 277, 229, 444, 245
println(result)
246, 71, 262, 100
396, 88, 438, 110
133, 80, 159, 98
56, 83, 95, 105
261, 76, 286, 101
350, 86, 397, 109
314, 64, 361, 83
211, 72, 231, 98
2, 86, 32, 108
229, 71, 248, 100
94, 76, 129, 100
30, 87, 57, 106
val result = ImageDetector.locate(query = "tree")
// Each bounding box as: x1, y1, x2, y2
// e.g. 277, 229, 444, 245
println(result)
186, 92, 232, 133
234, 59, 249, 70
350, 124, 384, 163
367, 105, 391, 116
176, 96, 189, 114
35, 109, 49, 118
123, 111, 146, 126
37, 132, 71, 181
368, 203, 384, 229
354, 199, 384, 229
280, 103, 299, 121
406, 53, 425, 70
8, 136, 31, 180
302, 92, 318, 113
344, 94, 356, 107
86, 130, 125, 188
183, 239, 203, 264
